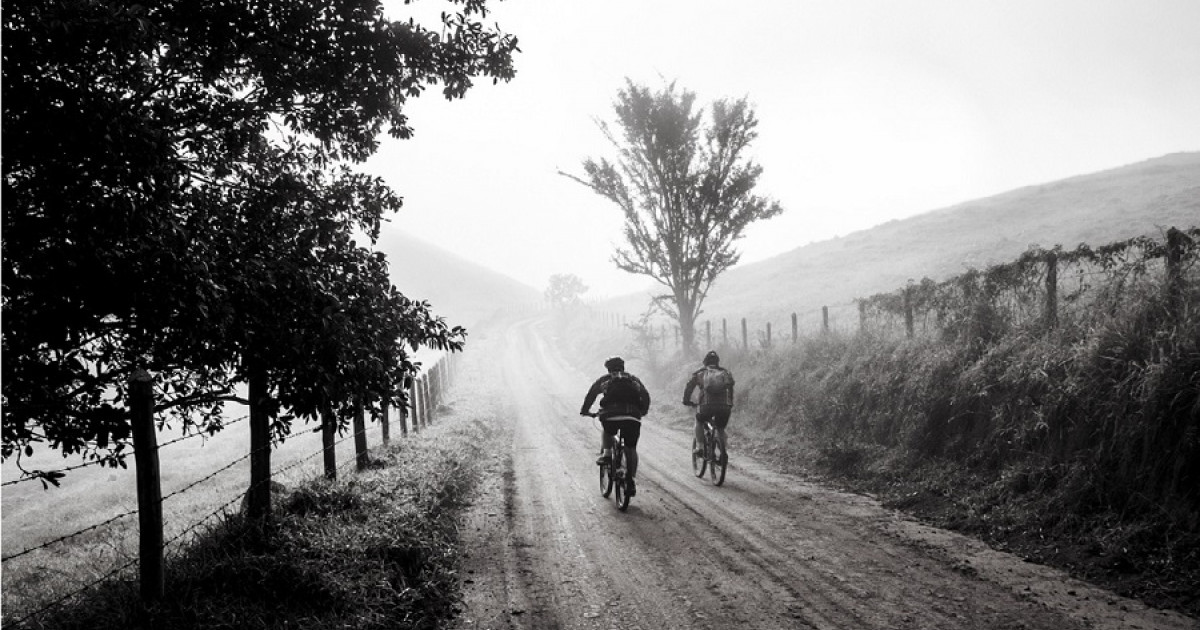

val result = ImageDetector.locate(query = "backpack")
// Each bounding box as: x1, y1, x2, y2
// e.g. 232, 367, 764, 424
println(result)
602, 372, 642, 407
702, 367, 733, 396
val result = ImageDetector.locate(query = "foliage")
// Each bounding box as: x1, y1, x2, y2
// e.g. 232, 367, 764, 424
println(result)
858, 227, 1199, 344
731, 230, 1200, 615
6, 413, 499, 630
562, 79, 782, 353
1, 0, 518, 480
544, 273, 588, 308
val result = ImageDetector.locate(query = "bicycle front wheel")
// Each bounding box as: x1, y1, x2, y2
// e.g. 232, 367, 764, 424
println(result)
692, 437, 707, 477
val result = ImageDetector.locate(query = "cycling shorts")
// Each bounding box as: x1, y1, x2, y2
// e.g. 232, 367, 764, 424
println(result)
600, 418, 641, 449
695, 404, 731, 430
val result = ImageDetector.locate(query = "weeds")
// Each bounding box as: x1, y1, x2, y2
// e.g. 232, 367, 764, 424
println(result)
10, 417, 497, 630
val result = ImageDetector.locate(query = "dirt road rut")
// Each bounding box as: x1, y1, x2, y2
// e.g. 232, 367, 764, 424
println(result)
451, 318, 1196, 630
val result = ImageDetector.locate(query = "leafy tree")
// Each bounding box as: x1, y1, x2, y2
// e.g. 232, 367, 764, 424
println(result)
545, 273, 589, 308
562, 80, 782, 353
2, 0, 515, 482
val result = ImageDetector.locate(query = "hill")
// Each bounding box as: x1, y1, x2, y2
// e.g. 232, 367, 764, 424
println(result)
605, 151, 1200, 333
374, 228, 541, 329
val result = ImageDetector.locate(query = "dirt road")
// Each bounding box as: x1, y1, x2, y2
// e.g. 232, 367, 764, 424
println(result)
452, 317, 1196, 630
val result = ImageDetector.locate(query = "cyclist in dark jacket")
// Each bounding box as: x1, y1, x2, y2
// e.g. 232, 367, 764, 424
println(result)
580, 356, 650, 496
682, 350, 734, 461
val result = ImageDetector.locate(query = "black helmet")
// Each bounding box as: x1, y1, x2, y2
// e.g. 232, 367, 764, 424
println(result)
703, 350, 720, 366
604, 356, 625, 372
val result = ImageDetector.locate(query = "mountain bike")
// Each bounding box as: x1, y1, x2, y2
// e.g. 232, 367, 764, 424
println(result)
688, 405, 727, 486
585, 413, 632, 511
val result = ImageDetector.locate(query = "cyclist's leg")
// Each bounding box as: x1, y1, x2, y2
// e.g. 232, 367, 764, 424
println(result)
710, 407, 732, 459
693, 412, 706, 454
598, 420, 616, 464
622, 420, 642, 479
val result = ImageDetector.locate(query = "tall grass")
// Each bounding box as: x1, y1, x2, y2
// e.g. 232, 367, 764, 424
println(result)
728, 274, 1200, 613
8, 414, 499, 630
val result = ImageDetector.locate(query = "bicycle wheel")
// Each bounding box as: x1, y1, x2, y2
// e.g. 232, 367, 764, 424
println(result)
613, 446, 630, 510
600, 459, 613, 498
710, 434, 727, 486
692, 437, 707, 477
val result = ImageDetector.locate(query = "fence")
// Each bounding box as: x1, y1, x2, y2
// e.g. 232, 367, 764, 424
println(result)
580, 227, 1199, 353
1, 351, 462, 628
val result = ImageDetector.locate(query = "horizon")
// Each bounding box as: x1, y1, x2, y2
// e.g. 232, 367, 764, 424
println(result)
366, 0, 1200, 298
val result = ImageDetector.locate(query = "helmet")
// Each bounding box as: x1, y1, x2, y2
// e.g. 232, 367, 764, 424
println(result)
703, 350, 720, 366
604, 356, 625, 372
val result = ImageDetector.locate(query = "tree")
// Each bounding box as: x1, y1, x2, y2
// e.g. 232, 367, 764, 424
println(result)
545, 273, 589, 308
561, 80, 782, 353
2, 0, 515, 482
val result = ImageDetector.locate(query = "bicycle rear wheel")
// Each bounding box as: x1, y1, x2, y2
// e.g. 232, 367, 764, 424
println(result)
692, 437, 707, 477
710, 434, 727, 486
613, 446, 630, 510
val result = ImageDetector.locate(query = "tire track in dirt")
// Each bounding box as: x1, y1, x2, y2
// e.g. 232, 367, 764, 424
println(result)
452, 316, 1198, 630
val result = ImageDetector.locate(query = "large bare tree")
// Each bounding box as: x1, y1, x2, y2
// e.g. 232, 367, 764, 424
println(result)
563, 80, 782, 353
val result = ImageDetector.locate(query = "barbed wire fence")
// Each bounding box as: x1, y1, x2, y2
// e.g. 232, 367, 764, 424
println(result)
580, 226, 1198, 354
1, 351, 462, 629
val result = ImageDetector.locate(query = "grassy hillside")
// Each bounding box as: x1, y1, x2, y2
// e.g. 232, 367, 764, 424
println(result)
375, 228, 542, 329
603, 151, 1200, 331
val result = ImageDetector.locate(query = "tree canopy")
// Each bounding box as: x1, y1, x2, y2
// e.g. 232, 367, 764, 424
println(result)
2, 0, 518, 482
562, 80, 782, 353
545, 273, 589, 308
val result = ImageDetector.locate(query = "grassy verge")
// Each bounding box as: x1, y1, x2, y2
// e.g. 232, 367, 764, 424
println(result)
558, 287, 1200, 617
11, 412, 501, 630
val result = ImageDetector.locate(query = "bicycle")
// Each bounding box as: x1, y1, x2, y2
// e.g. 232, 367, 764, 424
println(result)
687, 404, 727, 486
584, 412, 632, 511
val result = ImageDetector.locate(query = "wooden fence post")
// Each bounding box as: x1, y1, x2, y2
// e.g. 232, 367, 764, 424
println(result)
247, 367, 272, 521
904, 286, 915, 339
379, 395, 390, 446
421, 376, 431, 426
722, 318, 728, 346
766, 322, 772, 348
822, 306, 829, 334
353, 396, 369, 470
741, 318, 748, 350
321, 404, 337, 479
706, 320, 712, 349
858, 300, 866, 335
130, 370, 164, 604
1044, 250, 1058, 329
399, 380, 410, 437
1165, 227, 1185, 314
791, 313, 798, 343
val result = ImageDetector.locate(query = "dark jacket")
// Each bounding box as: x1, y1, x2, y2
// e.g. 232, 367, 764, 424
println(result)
682, 366, 735, 407
580, 371, 651, 420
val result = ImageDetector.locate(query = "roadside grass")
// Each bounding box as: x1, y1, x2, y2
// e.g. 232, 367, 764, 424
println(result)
727, 286, 1200, 617
1, 415, 390, 621
557, 280, 1200, 617
6, 409, 501, 630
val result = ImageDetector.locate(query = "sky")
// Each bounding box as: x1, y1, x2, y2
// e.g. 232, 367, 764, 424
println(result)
364, 0, 1200, 298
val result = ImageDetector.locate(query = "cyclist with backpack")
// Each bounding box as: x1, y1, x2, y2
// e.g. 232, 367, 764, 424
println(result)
682, 350, 735, 461
579, 356, 651, 496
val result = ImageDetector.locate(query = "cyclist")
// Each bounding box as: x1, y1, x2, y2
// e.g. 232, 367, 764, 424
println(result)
580, 356, 651, 496
682, 350, 734, 462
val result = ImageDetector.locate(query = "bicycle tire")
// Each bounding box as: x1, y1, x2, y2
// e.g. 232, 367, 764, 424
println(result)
692, 437, 707, 477
613, 443, 630, 510
600, 460, 613, 498
711, 434, 727, 486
